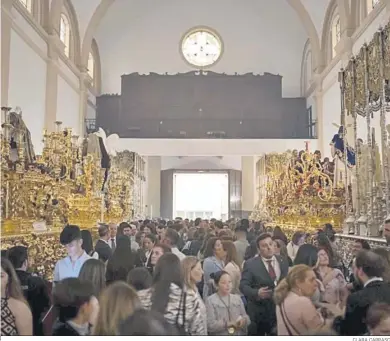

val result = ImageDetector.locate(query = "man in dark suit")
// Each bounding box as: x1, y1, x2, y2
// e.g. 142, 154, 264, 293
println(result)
335, 250, 390, 336
95, 224, 112, 262
7, 246, 50, 336
240, 233, 289, 335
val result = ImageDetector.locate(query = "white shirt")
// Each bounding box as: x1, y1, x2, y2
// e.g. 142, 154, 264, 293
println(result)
262, 255, 281, 282
172, 247, 186, 261
364, 277, 383, 287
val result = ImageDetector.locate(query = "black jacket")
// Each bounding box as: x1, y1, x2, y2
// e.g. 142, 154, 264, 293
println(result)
335, 280, 390, 335
52, 322, 82, 336
95, 239, 112, 262
240, 255, 289, 335
16, 270, 50, 336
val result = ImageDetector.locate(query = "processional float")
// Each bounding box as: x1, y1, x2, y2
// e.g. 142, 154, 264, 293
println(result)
0, 108, 146, 279
338, 24, 390, 237
250, 146, 345, 236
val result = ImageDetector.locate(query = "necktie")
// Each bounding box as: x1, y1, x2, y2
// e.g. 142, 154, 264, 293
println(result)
111, 238, 116, 250
267, 260, 276, 282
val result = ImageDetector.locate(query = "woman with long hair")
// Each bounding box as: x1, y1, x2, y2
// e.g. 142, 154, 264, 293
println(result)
79, 259, 106, 297
93, 282, 140, 335
293, 244, 324, 306
106, 235, 137, 283
316, 248, 347, 305
137, 253, 206, 335
273, 238, 293, 267
142, 234, 157, 269
1, 258, 32, 335
202, 237, 226, 298
274, 265, 325, 335
205, 271, 249, 336
81, 230, 98, 259
222, 241, 242, 295
181, 256, 206, 333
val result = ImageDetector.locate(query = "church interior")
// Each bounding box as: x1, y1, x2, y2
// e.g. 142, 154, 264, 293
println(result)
1, 0, 390, 337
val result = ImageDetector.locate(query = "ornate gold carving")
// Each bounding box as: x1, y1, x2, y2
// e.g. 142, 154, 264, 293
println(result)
251, 150, 345, 231
367, 32, 381, 101
355, 49, 366, 111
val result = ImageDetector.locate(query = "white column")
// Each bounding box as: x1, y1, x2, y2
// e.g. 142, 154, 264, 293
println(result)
1, 0, 13, 108
44, 34, 60, 131
78, 69, 89, 136
146, 156, 161, 217
241, 156, 256, 213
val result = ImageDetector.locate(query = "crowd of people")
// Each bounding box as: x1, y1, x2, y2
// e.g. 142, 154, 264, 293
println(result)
1, 217, 390, 336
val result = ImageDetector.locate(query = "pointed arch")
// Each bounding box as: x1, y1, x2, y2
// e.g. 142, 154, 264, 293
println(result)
88, 39, 102, 94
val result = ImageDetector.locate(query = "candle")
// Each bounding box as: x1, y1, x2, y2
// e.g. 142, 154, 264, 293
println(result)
101, 193, 104, 223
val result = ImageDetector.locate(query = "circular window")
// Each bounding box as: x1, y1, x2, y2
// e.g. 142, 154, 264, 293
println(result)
181, 27, 223, 68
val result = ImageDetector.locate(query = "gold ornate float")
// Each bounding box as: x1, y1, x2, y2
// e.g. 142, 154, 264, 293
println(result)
251, 148, 345, 232
0, 108, 146, 279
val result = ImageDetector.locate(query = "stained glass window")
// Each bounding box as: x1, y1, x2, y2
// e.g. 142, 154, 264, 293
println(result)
60, 13, 70, 57
181, 29, 222, 68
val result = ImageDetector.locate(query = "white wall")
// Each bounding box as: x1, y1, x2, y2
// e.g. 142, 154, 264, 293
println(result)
161, 156, 241, 170
5, 4, 85, 153
118, 139, 318, 156
8, 28, 46, 154
56, 77, 80, 136
96, 0, 307, 97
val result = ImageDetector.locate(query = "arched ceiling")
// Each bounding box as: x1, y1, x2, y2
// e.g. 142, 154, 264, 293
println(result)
66, 0, 334, 95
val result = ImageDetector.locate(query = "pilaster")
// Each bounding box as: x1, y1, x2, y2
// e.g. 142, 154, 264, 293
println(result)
241, 156, 256, 214
78, 68, 89, 136
44, 34, 60, 131
1, 0, 13, 109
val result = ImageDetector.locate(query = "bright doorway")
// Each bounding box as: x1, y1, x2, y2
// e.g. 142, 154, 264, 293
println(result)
173, 172, 229, 220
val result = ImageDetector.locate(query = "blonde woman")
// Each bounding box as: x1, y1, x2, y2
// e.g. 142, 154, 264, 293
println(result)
93, 282, 141, 335
181, 256, 207, 333
274, 264, 331, 335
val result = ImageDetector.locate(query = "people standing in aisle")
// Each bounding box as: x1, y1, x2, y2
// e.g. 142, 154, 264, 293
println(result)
1, 258, 33, 336
93, 282, 140, 335
7, 246, 50, 336
366, 303, 390, 336
240, 233, 289, 335
138, 253, 206, 335
127, 267, 153, 291
286, 231, 304, 262
335, 250, 390, 335
142, 234, 157, 268
274, 264, 326, 335
206, 271, 249, 336
81, 230, 99, 259
79, 259, 106, 298
316, 248, 348, 305
181, 256, 207, 333
162, 228, 185, 260
121, 222, 140, 251
52, 278, 98, 336
109, 223, 118, 251
222, 241, 242, 296
150, 243, 172, 271
346, 239, 370, 292
106, 235, 137, 283
202, 238, 226, 298
94, 224, 112, 263
234, 226, 249, 266
54, 225, 91, 282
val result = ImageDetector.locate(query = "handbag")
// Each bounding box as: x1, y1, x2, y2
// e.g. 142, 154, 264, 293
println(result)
175, 291, 190, 336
